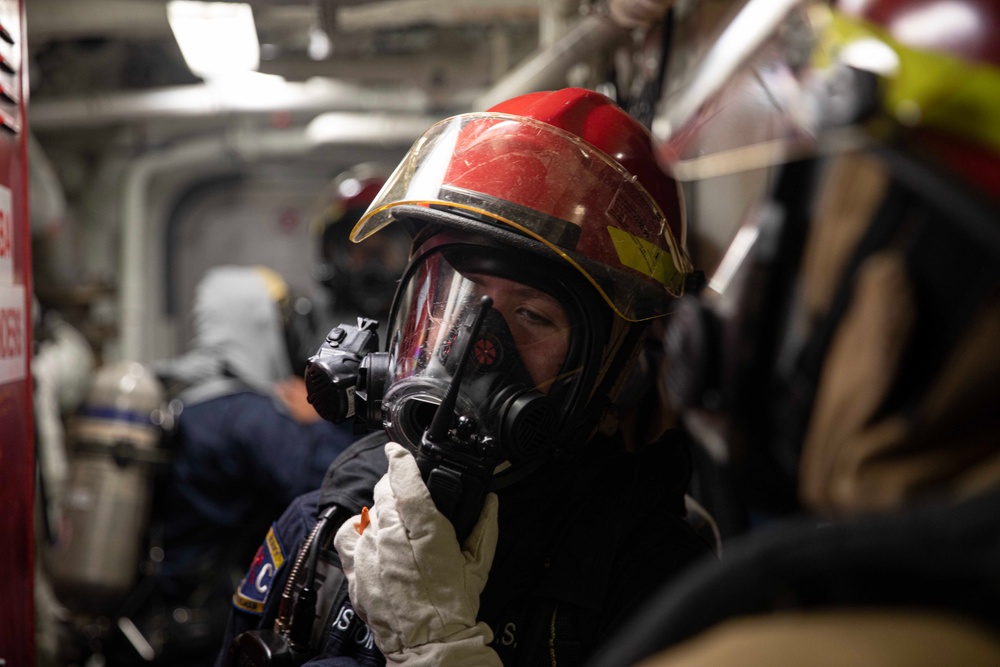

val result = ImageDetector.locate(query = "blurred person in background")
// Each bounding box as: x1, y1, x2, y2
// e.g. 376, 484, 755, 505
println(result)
307, 163, 410, 339
586, 0, 1000, 664
266, 163, 412, 452
45, 265, 358, 666
153, 268, 351, 580
145, 265, 357, 664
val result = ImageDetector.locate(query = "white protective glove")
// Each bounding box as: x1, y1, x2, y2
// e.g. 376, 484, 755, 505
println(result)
334, 442, 502, 666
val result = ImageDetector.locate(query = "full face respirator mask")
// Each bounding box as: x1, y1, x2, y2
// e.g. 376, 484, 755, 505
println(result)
305, 240, 598, 539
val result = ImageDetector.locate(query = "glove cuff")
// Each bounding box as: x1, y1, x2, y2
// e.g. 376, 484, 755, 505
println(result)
387, 623, 502, 667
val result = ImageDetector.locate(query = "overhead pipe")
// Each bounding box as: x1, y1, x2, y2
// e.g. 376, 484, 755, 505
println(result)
119, 112, 440, 362
29, 77, 436, 130
471, 0, 689, 112
472, 11, 631, 111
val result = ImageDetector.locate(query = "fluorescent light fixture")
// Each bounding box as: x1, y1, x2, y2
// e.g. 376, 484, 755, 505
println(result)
167, 1, 260, 79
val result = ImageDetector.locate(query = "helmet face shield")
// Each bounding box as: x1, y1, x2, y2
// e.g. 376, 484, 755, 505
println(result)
382, 244, 594, 476
656, 0, 834, 182
351, 112, 692, 321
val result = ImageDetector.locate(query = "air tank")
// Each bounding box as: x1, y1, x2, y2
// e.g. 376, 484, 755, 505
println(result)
45, 360, 169, 613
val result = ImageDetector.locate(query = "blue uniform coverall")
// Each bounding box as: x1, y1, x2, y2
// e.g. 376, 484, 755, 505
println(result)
109, 266, 359, 666
156, 388, 356, 597
152, 266, 359, 598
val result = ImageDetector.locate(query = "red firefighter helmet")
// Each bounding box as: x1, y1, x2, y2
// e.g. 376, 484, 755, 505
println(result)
346, 89, 696, 482
352, 88, 693, 322
310, 163, 408, 318
831, 0, 1000, 198
312, 163, 390, 284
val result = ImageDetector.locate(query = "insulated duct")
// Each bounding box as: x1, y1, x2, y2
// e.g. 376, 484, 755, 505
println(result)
472, 12, 630, 111
29, 78, 435, 130
119, 113, 440, 362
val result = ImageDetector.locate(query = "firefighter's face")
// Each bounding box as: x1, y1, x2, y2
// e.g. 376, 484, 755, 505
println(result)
381, 246, 586, 473
462, 272, 571, 390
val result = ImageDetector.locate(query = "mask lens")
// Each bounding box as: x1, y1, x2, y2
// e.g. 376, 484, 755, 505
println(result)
382, 248, 580, 460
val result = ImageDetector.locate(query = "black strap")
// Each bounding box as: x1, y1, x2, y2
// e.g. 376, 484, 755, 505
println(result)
625, 10, 675, 130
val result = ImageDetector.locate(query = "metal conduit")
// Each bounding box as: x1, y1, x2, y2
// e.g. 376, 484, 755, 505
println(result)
29, 78, 436, 130
472, 12, 631, 111
119, 113, 440, 361
471, 0, 686, 111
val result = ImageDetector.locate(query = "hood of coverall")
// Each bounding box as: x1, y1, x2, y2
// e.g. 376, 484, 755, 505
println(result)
156, 265, 294, 397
